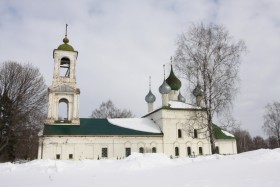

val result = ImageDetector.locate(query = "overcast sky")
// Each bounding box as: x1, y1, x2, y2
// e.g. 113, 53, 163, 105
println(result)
1, 0, 280, 137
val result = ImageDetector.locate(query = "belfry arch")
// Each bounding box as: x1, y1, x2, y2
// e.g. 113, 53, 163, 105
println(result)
58, 98, 69, 121
60, 57, 70, 77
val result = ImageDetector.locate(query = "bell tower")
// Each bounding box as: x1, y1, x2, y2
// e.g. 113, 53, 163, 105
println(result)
45, 24, 80, 125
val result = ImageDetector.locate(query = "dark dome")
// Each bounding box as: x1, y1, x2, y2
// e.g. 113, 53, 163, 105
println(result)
166, 65, 181, 91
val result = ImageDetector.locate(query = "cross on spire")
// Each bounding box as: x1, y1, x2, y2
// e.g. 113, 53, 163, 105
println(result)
65, 24, 68, 37
149, 76, 151, 90
163, 64, 166, 79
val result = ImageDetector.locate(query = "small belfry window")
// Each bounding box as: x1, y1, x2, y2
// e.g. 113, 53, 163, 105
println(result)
60, 57, 70, 77
175, 147, 179, 156
125, 148, 131, 157
139, 147, 144, 153
152, 147, 157, 153
178, 129, 182, 138
194, 129, 198, 138
102, 148, 108, 158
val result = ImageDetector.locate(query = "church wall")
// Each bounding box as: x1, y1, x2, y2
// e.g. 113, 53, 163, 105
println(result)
215, 139, 237, 154
39, 136, 163, 160
146, 109, 212, 157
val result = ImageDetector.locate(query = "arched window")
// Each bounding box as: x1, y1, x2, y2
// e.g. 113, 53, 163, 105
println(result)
139, 147, 144, 153
58, 98, 69, 122
175, 147, 179, 156
178, 129, 182, 138
152, 147, 157, 153
60, 57, 70, 77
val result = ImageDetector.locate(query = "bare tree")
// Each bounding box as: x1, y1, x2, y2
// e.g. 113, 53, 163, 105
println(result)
0, 61, 47, 161
266, 136, 279, 149
91, 100, 134, 118
231, 128, 253, 153
263, 102, 280, 147
178, 110, 209, 140
174, 23, 246, 153
252, 136, 267, 150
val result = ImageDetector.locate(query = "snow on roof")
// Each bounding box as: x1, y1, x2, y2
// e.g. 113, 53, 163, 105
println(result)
108, 118, 162, 133
221, 130, 235, 137
169, 101, 200, 109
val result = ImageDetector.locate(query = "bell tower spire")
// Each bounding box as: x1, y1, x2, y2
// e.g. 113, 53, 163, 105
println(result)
45, 25, 80, 125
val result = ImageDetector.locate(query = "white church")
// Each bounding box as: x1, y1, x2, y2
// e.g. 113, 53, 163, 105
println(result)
38, 31, 237, 160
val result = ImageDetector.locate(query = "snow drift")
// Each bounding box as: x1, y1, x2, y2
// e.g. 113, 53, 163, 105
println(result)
0, 149, 280, 187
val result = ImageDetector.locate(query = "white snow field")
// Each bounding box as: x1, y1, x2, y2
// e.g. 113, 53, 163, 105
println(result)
1, 149, 280, 187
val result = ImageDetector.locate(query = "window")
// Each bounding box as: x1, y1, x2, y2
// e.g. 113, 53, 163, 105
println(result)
194, 129, 198, 138
56, 154, 60, 160
139, 147, 144, 153
69, 154, 73, 159
187, 146, 192, 156
58, 98, 69, 122
152, 147, 157, 153
199, 147, 203, 155
178, 129, 182, 138
125, 148, 131, 157
175, 147, 179, 156
102, 148, 108, 158
216, 146, 220, 154
60, 57, 70, 77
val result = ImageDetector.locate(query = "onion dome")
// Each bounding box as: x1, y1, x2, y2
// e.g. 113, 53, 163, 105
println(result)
178, 92, 186, 103
193, 83, 204, 97
145, 90, 156, 103
57, 36, 75, 51
166, 65, 181, 90
159, 80, 171, 94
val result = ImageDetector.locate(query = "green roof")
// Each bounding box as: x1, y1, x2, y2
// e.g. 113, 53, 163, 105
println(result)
213, 124, 235, 139
57, 36, 75, 52
57, 44, 75, 51
166, 65, 181, 90
43, 118, 163, 136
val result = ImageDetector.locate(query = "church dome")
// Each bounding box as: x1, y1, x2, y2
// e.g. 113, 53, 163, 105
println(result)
166, 65, 181, 91
178, 92, 186, 103
193, 83, 204, 97
145, 90, 156, 103
159, 80, 171, 94
57, 36, 75, 51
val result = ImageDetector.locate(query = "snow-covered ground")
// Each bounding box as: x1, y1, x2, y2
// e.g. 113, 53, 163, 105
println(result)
1, 149, 280, 187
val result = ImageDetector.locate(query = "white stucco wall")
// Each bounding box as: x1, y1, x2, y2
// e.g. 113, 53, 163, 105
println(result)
39, 136, 163, 160
215, 139, 237, 154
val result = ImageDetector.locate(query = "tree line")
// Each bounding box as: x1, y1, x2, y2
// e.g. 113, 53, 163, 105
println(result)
232, 128, 279, 153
